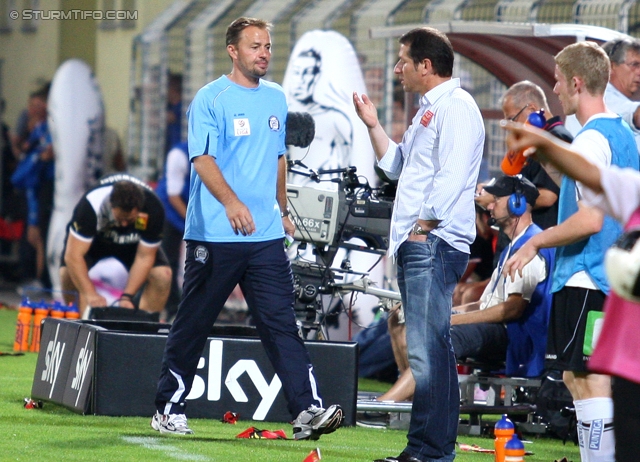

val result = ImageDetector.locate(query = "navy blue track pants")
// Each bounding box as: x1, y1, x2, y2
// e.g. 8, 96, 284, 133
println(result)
155, 239, 323, 418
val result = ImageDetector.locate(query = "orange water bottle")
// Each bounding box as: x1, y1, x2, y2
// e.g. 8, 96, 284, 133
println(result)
501, 109, 546, 175
29, 301, 50, 352
504, 434, 525, 461
65, 302, 80, 320
51, 301, 66, 319
14, 298, 33, 352
494, 414, 515, 462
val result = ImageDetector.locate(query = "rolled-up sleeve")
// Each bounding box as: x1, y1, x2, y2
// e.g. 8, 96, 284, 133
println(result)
377, 139, 403, 180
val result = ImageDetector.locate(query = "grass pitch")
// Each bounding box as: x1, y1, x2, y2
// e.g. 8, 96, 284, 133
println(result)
0, 307, 579, 461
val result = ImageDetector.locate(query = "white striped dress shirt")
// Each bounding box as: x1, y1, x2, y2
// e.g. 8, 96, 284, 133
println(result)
378, 78, 485, 257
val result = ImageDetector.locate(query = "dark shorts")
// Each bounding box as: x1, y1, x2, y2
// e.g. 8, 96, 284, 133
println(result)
546, 286, 605, 372
60, 237, 170, 270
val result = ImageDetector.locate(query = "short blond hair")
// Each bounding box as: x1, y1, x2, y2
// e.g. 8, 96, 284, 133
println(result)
555, 41, 610, 96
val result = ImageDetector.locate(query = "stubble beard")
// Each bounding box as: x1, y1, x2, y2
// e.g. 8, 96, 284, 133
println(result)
253, 61, 268, 78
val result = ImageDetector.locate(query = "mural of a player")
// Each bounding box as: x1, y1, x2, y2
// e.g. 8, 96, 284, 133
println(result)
287, 48, 352, 182
283, 30, 373, 187
283, 31, 382, 337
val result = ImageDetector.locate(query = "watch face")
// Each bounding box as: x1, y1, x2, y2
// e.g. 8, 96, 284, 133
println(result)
413, 224, 427, 235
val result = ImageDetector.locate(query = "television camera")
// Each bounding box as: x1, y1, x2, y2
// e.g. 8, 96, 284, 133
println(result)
286, 162, 396, 338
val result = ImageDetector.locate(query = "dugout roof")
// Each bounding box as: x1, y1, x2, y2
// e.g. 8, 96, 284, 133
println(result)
370, 21, 631, 119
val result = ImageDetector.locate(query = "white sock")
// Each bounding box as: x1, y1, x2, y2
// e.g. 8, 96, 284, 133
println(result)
574, 400, 588, 462
581, 397, 615, 462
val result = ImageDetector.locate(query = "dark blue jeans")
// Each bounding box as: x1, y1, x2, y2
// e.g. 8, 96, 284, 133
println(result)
397, 235, 468, 461
451, 322, 508, 365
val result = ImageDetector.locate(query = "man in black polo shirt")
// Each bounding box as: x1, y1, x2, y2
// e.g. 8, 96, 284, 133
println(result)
60, 173, 171, 316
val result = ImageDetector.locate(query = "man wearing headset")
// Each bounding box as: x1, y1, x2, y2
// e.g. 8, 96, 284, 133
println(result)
368, 175, 554, 407
451, 175, 554, 378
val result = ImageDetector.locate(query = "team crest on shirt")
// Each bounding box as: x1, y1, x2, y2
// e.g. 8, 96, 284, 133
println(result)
268, 116, 280, 131
420, 110, 434, 127
234, 118, 251, 137
135, 213, 148, 230
194, 245, 209, 264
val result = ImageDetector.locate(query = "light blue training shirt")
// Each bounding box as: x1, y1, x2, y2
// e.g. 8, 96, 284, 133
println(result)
185, 75, 288, 243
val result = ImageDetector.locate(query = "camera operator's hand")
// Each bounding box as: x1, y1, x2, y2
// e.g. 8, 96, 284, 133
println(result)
226, 198, 255, 236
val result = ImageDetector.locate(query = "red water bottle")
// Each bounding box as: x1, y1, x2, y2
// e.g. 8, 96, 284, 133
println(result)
504, 433, 525, 461
14, 299, 33, 352
494, 414, 515, 462
501, 109, 546, 175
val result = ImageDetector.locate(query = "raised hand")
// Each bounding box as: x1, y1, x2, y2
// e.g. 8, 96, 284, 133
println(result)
353, 92, 379, 129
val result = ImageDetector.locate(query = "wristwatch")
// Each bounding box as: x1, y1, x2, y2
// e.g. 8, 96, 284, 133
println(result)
280, 207, 291, 218
412, 223, 428, 235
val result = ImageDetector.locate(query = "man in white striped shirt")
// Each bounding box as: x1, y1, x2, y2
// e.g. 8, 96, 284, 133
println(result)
354, 26, 484, 462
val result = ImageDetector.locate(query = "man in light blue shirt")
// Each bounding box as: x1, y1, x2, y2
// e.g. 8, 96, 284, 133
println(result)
354, 26, 484, 462
153, 16, 342, 440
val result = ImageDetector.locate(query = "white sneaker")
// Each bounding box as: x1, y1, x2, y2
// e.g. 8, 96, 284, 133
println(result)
292, 404, 343, 440
150, 411, 194, 435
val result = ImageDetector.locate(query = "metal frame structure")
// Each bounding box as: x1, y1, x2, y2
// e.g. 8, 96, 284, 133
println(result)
183, 0, 237, 142
127, 0, 639, 183
127, 0, 192, 181
127, 0, 211, 181
371, 21, 630, 177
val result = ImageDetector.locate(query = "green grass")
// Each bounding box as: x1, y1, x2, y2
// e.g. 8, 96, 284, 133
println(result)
0, 307, 580, 461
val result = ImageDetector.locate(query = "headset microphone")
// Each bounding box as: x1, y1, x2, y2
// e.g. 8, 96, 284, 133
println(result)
488, 214, 510, 227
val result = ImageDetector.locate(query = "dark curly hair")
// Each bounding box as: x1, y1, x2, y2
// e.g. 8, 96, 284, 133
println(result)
110, 181, 144, 212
